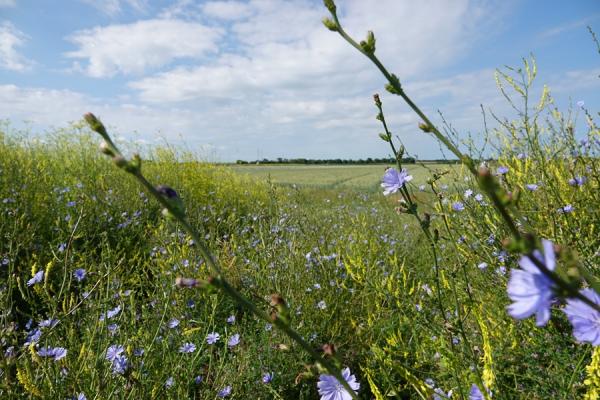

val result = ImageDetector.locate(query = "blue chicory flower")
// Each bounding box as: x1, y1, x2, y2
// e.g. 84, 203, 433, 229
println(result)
563, 288, 600, 346
317, 367, 360, 400
381, 168, 413, 196
507, 239, 556, 326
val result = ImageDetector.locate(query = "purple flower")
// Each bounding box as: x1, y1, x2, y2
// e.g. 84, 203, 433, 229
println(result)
507, 239, 556, 326
563, 288, 600, 345
317, 300, 327, 310
577, 100, 585, 108
525, 184, 538, 191
558, 204, 574, 214
217, 385, 232, 398
452, 202, 465, 212
106, 345, 124, 362
262, 372, 274, 384
100, 305, 122, 321
195, 375, 203, 385
227, 334, 240, 348
24, 328, 42, 345
226, 315, 236, 324
27, 270, 44, 287
179, 342, 196, 353
168, 318, 180, 329
497, 166, 509, 175
568, 176, 587, 186
469, 384, 484, 400
474, 193, 484, 202
38, 346, 67, 361
58, 243, 66, 252
206, 332, 220, 345
39, 318, 59, 328
381, 168, 413, 196
112, 355, 129, 375
73, 268, 86, 282
165, 377, 174, 388
317, 367, 360, 400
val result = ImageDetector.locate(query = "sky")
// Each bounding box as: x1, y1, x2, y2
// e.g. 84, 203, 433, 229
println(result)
1, 0, 599, 162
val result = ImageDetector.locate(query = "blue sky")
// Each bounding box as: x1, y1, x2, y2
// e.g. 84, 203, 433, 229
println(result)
1, 0, 599, 161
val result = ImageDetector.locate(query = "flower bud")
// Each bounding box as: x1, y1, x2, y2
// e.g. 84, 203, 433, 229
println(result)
322, 17, 337, 31
418, 122, 432, 133
99, 141, 114, 156
112, 155, 128, 168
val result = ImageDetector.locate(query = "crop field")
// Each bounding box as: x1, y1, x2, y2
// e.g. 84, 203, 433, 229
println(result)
228, 164, 463, 191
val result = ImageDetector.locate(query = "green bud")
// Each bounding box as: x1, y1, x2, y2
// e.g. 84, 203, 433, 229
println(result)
99, 141, 115, 156
385, 74, 402, 95
83, 112, 108, 139
156, 185, 186, 218
378, 133, 390, 142
323, 0, 336, 13
366, 30, 376, 52
373, 93, 381, 107
112, 155, 128, 168
322, 17, 337, 31
418, 122, 432, 133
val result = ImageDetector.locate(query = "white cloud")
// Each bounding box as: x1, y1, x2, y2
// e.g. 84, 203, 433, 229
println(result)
201, 1, 253, 21
80, 0, 148, 16
130, 0, 499, 103
0, 21, 33, 72
66, 19, 223, 77
0, 0, 16, 7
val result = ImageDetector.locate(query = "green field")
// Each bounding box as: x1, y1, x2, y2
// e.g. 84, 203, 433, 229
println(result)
228, 163, 463, 190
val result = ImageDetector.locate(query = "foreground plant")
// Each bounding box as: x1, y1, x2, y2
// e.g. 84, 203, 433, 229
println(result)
323, 0, 599, 396
83, 112, 359, 399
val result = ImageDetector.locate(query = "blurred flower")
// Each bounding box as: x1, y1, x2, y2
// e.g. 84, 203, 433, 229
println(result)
525, 184, 539, 191
474, 193, 484, 202
452, 202, 465, 212
381, 168, 413, 196
469, 384, 484, 400
507, 239, 556, 326
106, 345, 124, 362
111, 355, 129, 375
38, 346, 67, 361
262, 372, 274, 384
195, 375, 203, 385
27, 270, 44, 287
568, 176, 587, 186
168, 318, 180, 329
226, 315, 236, 324
58, 243, 66, 252
39, 318, 58, 328
206, 332, 220, 345
317, 367, 360, 400
477, 262, 488, 270
577, 100, 585, 108
217, 386, 232, 398
227, 334, 240, 348
497, 166, 509, 175
179, 342, 196, 353
558, 204, 574, 214
464, 189, 473, 199
563, 288, 600, 345
73, 268, 86, 282
165, 377, 174, 388
317, 300, 327, 310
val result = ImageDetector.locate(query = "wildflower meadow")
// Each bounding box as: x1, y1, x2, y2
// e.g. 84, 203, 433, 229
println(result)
2, 1, 600, 399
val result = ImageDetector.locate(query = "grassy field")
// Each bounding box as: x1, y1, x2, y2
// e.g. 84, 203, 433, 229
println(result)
228, 163, 463, 190
1, 125, 598, 399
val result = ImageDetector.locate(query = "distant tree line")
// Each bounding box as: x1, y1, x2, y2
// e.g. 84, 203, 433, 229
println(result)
235, 157, 421, 165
